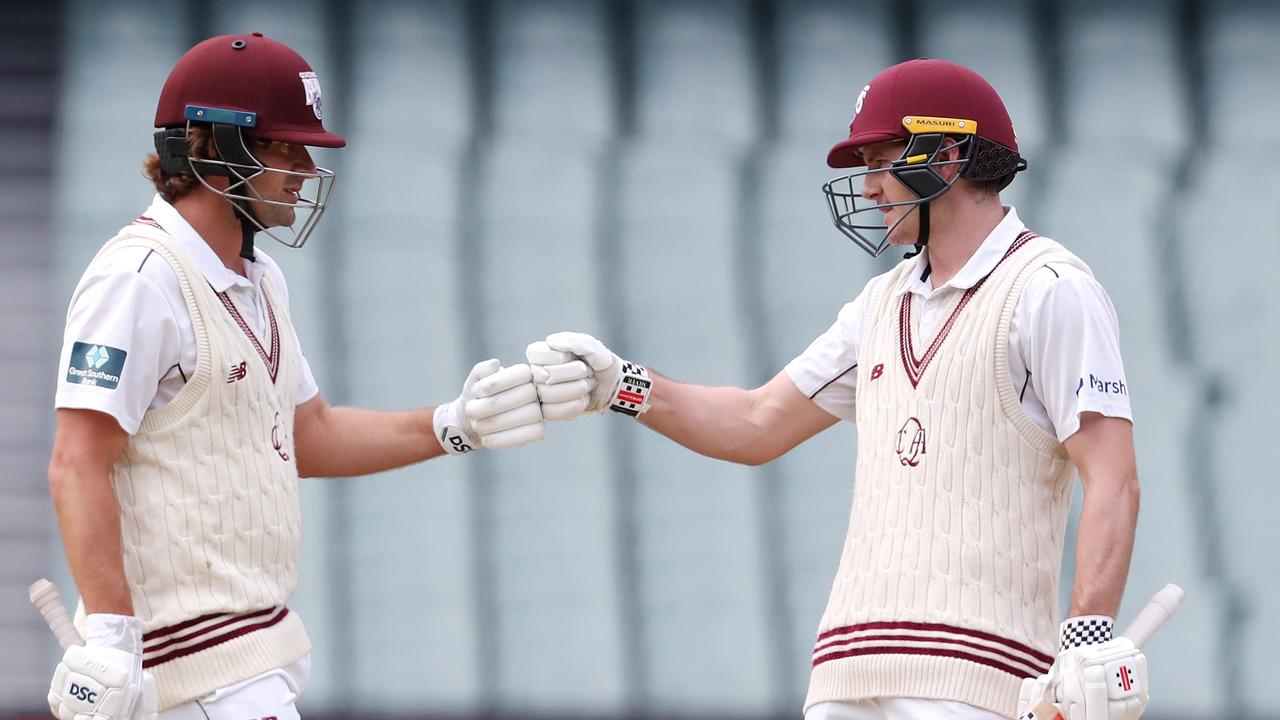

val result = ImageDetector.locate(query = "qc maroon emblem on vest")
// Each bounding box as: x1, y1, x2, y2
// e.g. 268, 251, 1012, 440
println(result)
896, 417, 927, 467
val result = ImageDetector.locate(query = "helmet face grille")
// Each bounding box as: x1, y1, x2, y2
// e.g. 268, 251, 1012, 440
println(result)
171, 120, 336, 251
820, 135, 971, 257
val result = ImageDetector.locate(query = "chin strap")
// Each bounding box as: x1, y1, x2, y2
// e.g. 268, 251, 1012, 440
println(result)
232, 199, 258, 262
903, 202, 931, 259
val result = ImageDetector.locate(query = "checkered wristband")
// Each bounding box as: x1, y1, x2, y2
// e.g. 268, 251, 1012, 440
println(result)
1059, 614, 1114, 650
608, 361, 652, 417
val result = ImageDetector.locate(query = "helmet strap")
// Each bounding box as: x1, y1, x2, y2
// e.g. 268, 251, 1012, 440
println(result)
230, 199, 259, 262
903, 202, 930, 259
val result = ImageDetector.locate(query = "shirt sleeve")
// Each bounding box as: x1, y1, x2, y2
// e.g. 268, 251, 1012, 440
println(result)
783, 285, 872, 424
1022, 265, 1133, 442
54, 266, 183, 434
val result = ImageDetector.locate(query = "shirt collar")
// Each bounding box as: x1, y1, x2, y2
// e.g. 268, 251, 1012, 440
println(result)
900, 205, 1025, 297
143, 194, 260, 293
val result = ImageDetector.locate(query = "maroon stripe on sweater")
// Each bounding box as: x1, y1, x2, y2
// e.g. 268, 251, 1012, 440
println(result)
143, 607, 278, 654
816, 619, 1053, 665
131, 215, 164, 231
143, 608, 290, 669
811, 632, 1050, 674
216, 290, 281, 383
144, 612, 227, 640
811, 644, 1039, 679
897, 230, 1038, 388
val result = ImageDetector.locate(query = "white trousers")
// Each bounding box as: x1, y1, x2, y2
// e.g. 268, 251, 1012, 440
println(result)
159, 655, 310, 720
806, 699, 1011, 720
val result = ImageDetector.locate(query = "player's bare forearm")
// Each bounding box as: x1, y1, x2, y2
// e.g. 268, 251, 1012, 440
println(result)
639, 369, 837, 465
1063, 412, 1140, 617
48, 409, 134, 616
293, 395, 444, 478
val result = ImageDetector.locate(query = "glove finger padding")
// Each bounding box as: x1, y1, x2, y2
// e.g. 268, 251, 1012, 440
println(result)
466, 383, 539, 419
472, 402, 544, 436
545, 331, 615, 372
535, 377, 596, 404
463, 358, 503, 391
526, 341, 577, 368
471, 363, 534, 397
481, 420, 546, 449
542, 396, 592, 421
530, 359, 594, 385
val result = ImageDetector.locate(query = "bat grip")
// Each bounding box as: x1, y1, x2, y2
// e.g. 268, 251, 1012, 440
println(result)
1120, 583, 1184, 649
28, 579, 84, 650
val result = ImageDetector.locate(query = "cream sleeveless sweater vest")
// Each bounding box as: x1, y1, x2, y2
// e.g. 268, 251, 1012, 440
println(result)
90, 221, 309, 709
804, 233, 1093, 718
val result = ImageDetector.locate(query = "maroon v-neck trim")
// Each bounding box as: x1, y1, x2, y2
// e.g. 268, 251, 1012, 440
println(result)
216, 289, 281, 384
897, 231, 1037, 388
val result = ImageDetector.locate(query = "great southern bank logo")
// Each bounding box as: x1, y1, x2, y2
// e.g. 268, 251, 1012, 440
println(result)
67, 341, 127, 390
86, 345, 110, 369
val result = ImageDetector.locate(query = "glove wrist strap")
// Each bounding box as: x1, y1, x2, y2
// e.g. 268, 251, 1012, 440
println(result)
434, 402, 480, 455
1059, 614, 1114, 650
608, 361, 653, 417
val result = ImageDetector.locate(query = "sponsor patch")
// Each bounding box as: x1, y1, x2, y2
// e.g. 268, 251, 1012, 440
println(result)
1079, 373, 1128, 396
66, 342, 127, 390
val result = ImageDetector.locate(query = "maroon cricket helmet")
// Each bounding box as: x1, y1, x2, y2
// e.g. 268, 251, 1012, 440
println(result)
827, 58, 1017, 169
154, 32, 346, 148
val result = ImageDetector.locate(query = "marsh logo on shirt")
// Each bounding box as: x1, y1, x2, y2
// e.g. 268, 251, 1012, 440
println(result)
1077, 374, 1128, 397
66, 342, 126, 390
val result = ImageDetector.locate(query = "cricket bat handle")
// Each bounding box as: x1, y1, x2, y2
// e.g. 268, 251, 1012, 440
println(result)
1120, 583, 1184, 649
28, 578, 83, 650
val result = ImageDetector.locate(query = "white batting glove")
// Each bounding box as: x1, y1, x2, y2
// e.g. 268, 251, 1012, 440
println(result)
526, 332, 653, 420
434, 359, 546, 453
1018, 616, 1148, 720
49, 614, 154, 720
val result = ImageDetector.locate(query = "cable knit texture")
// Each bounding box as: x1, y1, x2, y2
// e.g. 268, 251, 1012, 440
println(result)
804, 234, 1093, 718
87, 223, 308, 710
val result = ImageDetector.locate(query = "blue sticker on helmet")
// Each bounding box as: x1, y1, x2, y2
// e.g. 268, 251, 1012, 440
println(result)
184, 105, 257, 127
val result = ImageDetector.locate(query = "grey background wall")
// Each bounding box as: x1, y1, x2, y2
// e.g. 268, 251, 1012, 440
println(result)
2, 1, 1275, 718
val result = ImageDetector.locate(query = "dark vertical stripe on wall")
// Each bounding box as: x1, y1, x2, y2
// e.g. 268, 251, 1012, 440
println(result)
186, 0, 210, 49
745, 1, 789, 712
610, 0, 637, 138
594, 153, 646, 715
1034, 0, 1065, 142
461, 0, 499, 711
893, 0, 919, 61
1163, 0, 1203, 364
752, 0, 777, 140
1165, 0, 1243, 714
321, 0, 355, 711
601, 2, 644, 710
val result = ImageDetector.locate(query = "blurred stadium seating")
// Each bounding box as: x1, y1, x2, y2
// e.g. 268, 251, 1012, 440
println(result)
4, 1, 1272, 718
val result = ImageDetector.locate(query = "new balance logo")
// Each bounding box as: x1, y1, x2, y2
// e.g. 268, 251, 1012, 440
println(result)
871, 363, 884, 381
227, 361, 248, 383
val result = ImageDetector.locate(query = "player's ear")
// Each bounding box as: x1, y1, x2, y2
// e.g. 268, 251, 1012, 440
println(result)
936, 137, 966, 182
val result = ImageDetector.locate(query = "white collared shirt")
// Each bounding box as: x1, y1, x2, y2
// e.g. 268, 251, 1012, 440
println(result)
785, 207, 1132, 442
55, 195, 319, 434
